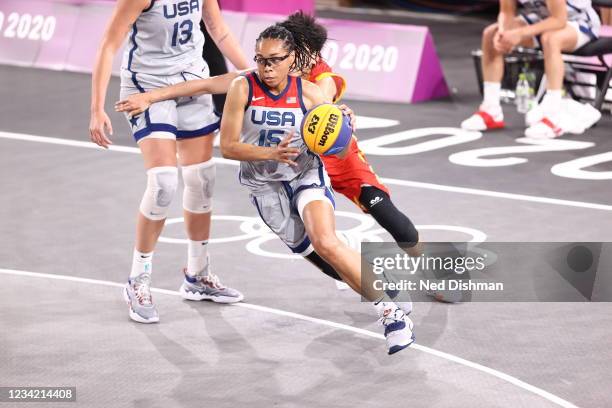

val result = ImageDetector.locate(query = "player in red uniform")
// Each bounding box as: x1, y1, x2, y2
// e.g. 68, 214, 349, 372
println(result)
279, 12, 420, 256
281, 13, 463, 303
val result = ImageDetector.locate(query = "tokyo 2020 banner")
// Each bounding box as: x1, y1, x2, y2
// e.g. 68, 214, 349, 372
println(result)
0, 0, 449, 103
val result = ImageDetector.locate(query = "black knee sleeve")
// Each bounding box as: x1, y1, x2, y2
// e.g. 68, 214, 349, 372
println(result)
305, 251, 343, 281
359, 186, 419, 247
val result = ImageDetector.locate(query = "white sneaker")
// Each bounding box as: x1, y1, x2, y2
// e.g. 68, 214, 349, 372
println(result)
378, 302, 415, 355
562, 99, 602, 134
461, 105, 505, 131
123, 273, 159, 324
179, 258, 244, 303
526, 103, 545, 127
525, 117, 564, 139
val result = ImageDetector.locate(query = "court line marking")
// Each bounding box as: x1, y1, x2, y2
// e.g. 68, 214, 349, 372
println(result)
1, 130, 610, 212
0, 267, 579, 408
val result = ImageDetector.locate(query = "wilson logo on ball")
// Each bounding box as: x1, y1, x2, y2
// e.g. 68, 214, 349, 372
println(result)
318, 113, 339, 147
300, 104, 352, 156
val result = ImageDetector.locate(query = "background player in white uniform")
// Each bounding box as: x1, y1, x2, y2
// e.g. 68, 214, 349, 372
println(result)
219, 24, 415, 354
89, 0, 249, 323
461, 0, 601, 138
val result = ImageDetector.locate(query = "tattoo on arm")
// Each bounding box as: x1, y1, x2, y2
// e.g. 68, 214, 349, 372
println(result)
217, 32, 229, 45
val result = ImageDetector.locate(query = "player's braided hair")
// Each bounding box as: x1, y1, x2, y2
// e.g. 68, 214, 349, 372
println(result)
256, 24, 310, 73
279, 11, 328, 56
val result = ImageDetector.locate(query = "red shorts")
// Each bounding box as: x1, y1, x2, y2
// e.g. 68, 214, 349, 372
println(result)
322, 137, 390, 212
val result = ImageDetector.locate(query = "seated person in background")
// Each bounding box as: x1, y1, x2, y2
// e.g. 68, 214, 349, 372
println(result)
462, 0, 601, 138
600, 7, 611, 25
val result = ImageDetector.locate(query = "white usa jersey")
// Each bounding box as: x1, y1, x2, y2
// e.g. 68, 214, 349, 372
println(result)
239, 73, 320, 192
121, 0, 205, 76
517, 0, 601, 38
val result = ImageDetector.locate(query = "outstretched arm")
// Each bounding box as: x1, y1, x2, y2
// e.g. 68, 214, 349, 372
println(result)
220, 77, 299, 165
115, 70, 248, 117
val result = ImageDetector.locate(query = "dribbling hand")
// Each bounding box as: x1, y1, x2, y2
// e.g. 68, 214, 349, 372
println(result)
338, 104, 356, 130
271, 132, 300, 167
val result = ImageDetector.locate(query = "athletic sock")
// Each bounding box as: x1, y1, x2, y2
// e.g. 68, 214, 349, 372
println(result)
482, 82, 502, 113
187, 239, 209, 277
130, 249, 153, 279
541, 89, 563, 115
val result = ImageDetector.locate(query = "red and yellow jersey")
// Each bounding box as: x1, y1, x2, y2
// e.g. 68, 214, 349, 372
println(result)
308, 59, 347, 103
306, 59, 389, 211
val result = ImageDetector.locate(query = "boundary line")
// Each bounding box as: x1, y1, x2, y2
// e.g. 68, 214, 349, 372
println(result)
0, 267, 580, 408
1, 130, 610, 211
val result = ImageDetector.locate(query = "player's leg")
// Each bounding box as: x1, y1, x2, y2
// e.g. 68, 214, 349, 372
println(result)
125, 137, 179, 324
462, 16, 534, 131
175, 135, 243, 303
358, 186, 420, 254
304, 251, 343, 281
525, 23, 588, 138
120, 76, 180, 323
175, 83, 243, 303
296, 186, 414, 354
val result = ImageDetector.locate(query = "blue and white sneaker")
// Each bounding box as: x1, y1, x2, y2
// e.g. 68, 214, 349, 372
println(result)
379, 303, 415, 355
123, 273, 159, 324
179, 264, 244, 304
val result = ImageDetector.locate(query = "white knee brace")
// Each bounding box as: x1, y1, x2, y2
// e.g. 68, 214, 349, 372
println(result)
182, 159, 216, 214
139, 166, 179, 221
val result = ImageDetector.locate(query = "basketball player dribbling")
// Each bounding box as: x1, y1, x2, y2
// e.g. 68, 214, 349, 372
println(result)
219, 25, 415, 354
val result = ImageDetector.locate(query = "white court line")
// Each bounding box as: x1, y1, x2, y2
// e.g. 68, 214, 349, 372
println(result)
0, 267, 579, 408
1, 130, 610, 212
379, 177, 612, 211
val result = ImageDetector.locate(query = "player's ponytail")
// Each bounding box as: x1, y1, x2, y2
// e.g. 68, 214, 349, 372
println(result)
279, 11, 328, 56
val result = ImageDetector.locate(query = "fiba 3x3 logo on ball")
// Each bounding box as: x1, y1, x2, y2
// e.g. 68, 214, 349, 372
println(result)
301, 104, 353, 156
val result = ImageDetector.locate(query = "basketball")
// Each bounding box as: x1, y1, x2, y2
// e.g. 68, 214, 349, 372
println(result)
300, 104, 353, 156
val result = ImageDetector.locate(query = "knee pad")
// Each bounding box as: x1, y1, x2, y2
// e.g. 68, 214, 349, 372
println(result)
182, 159, 215, 214
359, 186, 419, 247
140, 166, 179, 221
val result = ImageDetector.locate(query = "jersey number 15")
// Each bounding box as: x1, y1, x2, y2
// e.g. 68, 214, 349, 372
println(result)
258, 129, 285, 147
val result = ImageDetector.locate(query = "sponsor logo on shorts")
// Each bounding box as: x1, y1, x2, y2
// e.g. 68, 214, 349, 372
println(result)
318, 113, 339, 148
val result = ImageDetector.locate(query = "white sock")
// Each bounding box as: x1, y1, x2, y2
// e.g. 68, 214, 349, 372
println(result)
542, 89, 563, 113
130, 249, 153, 279
187, 240, 209, 277
482, 82, 502, 112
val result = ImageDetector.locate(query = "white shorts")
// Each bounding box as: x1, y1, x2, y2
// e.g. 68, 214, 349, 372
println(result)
568, 21, 596, 50
120, 60, 219, 143
519, 15, 598, 51
249, 164, 335, 256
